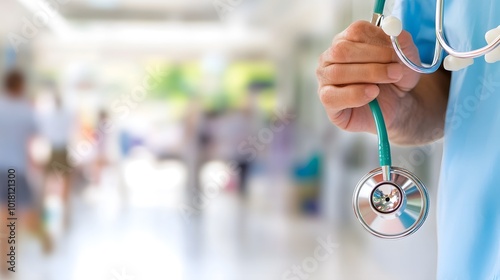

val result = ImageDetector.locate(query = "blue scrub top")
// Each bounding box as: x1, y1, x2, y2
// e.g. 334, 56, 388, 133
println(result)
394, 0, 500, 279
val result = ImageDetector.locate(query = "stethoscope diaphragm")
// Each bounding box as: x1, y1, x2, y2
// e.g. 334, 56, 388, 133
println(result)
353, 166, 430, 239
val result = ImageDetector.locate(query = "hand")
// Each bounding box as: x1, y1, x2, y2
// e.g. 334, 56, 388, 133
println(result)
316, 20, 422, 136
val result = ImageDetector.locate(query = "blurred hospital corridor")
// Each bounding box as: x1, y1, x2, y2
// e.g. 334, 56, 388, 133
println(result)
0, 0, 441, 279
15, 156, 435, 280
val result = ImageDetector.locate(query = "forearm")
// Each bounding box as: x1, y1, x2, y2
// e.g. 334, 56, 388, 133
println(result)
390, 68, 451, 145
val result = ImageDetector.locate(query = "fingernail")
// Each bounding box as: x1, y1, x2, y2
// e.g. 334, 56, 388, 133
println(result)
387, 63, 403, 80
365, 85, 379, 98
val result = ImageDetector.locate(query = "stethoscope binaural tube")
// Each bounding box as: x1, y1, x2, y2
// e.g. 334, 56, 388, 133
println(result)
351, 0, 430, 239
385, 0, 500, 73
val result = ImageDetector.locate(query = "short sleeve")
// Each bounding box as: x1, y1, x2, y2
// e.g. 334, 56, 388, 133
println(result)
392, 0, 436, 64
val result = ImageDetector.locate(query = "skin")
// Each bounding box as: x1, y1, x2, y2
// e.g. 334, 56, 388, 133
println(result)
316, 21, 451, 145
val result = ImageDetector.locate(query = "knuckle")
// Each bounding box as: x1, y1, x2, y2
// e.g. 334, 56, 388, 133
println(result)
326, 112, 338, 125
318, 48, 329, 65
322, 64, 343, 85
317, 56, 323, 68
331, 33, 342, 44
316, 66, 329, 82
318, 86, 334, 105
371, 27, 391, 45
327, 110, 348, 130
374, 34, 391, 46
331, 40, 350, 61
345, 21, 369, 41
315, 66, 323, 79
316, 68, 328, 86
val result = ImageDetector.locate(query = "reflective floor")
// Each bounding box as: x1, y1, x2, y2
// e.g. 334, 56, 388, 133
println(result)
15, 156, 436, 280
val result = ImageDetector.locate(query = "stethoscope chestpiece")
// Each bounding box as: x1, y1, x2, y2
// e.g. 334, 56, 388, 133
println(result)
352, 166, 429, 239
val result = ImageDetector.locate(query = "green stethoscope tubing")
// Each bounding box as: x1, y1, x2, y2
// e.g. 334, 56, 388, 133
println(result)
369, 100, 391, 166
352, 0, 429, 240
370, 0, 392, 167
373, 0, 385, 15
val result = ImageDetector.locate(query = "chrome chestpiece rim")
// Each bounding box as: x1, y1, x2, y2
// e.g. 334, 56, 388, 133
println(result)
353, 166, 429, 239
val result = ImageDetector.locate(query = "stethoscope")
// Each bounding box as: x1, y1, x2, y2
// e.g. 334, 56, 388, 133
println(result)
353, 0, 500, 239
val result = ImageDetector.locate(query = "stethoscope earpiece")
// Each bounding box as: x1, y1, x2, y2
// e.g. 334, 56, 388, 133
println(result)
485, 26, 500, 63
353, 166, 430, 239
381, 16, 402, 37
443, 55, 474, 71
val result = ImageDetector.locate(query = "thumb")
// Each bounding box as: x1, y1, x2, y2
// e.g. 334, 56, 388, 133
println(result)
390, 30, 422, 91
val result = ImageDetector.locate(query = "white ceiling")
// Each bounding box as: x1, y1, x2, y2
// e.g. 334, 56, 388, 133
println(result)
59, 0, 228, 22
8, 0, 343, 60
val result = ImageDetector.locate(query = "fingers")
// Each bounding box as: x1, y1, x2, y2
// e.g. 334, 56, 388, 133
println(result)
326, 108, 353, 131
325, 106, 375, 132
319, 84, 380, 113
342, 20, 391, 45
315, 20, 422, 133
319, 41, 396, 66
317, 63, 403, 86
318, 21, 416, 67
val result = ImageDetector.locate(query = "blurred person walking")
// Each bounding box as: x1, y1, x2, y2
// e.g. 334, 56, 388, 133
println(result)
39, 91, 74, 231
0, 70, 51, 278
92, 110, 110, 187
222, 109, 253, 196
